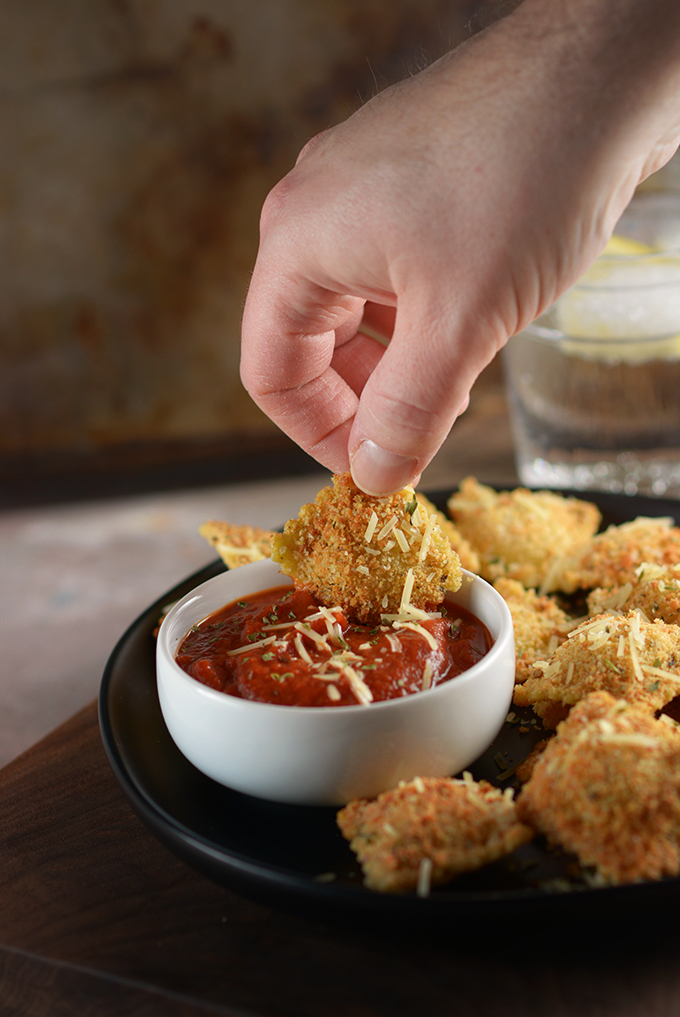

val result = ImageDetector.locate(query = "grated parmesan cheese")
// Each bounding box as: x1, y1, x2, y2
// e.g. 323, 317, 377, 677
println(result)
386, 633, 403, 653
227, 635, 276, 656
327, 660, 373, 704
421, 660, 433, 690
598, 732, 660, 749
394, 620, 438, 651
399, 569, 415, 614
394, 527, 410, 554
628, 629, 645, 682
376, 515, 398, 541
364, 510, 379, 543
416, 858, 433, 898
641, 664, 680, 683
418, 512, 437, 562
294, 634, 313, 665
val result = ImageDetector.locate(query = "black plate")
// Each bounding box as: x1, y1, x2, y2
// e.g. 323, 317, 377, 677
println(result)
99, 489, 680, 931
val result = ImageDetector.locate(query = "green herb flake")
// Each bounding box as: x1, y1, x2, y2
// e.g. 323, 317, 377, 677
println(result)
404, 494, 418, 517
270, 672, 293, 683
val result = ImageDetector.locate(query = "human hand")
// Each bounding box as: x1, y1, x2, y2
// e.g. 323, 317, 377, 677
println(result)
241, 0, 680, 494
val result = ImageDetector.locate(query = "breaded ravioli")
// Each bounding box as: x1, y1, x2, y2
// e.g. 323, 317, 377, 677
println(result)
516, 692, 680, 885
271, 473, 462, 625
513, 610, 680, 726
337, 775, 533, 894
446, 477, 600, 591
587, 562, 680, 626
555, 516, 680, 594
199, 520, 274, 568
415, 493, 481, 574
493, 578, 577, 683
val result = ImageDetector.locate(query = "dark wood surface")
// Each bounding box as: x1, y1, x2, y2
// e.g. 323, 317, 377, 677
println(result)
1, 700, 679, 1017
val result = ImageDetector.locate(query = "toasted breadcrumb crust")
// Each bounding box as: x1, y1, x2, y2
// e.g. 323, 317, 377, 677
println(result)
446, 478, 600, 591
337, 776, 533, 893
513, 610, 680, 726
555, 517, 680, 594
516, 692, 680, 884
415, 493, 481, 574
515, 739, 551, 784
271, 473, 462, 625
587, 563, 680, 625
493, 578, 577, 683
199, 521, 274, 568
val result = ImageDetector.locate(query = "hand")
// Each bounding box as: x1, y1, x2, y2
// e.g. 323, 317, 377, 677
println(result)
241, 0, 680, 494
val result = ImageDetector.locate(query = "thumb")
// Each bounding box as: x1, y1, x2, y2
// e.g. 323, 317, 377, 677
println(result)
348, 304, 494, 494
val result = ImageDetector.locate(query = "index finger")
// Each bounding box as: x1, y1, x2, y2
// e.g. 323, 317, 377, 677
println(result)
240, 263, 368, 472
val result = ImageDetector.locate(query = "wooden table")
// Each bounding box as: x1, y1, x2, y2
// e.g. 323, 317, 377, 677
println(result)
1, 699, 679, 1017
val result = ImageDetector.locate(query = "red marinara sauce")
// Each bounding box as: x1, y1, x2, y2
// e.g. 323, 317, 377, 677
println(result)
175, 585, 492, 708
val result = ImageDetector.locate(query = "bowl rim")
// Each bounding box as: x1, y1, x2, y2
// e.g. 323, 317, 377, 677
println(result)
156, 559, 515, 717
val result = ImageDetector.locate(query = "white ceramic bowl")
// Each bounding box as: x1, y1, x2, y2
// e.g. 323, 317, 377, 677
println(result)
157, 559, 515, 806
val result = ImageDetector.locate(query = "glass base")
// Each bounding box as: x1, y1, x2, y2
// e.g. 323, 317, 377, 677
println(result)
515, 447, 680, 499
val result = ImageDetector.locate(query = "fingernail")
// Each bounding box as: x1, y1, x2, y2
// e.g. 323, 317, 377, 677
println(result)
350, 440, 418, 495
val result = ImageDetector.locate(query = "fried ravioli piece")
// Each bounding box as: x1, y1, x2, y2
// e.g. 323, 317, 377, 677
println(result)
587, 562, 680, 626
271, 473, 462, 625
337, 776, 533, 894
415, 493, 481, 574
516, 692, 680, 884
555, 516, 680, 594
199, 520, 274, 568
446, 477, 600, 591
513, 610, 680, 726
493, 578, 577, 683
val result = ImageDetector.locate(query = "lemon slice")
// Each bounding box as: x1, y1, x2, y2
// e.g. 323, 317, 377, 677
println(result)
555, 234, 680, 358
601, 234, 654, 256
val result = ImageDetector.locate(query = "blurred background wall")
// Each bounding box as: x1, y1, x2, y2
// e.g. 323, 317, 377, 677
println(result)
1, 0, 485, 503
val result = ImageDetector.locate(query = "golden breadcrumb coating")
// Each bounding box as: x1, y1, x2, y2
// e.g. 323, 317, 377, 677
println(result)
337, 775, 533, 894
516, 692, 680, 885
514, 739, 551, 784
271, 473, 462, 625
493, 578, 577, 683
555, 517, 680, 594
587, 562, 680, 626
415, 493, 481, 574
199, 520, 274, 569
446, 477, 600, 591
513, 610, 680, 726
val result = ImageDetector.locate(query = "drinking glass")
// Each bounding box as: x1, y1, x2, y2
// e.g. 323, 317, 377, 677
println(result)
502, 193, 680, 498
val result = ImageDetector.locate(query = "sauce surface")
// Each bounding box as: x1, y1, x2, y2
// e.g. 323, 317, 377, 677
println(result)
176, 585, 492, 707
